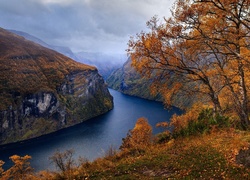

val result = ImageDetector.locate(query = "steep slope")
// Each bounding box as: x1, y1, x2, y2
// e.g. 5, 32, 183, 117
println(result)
107, 58, 194, 108
0, 28, 113, 145
8, 29, 78, 60
107, 57, 162, 101
9, 30, 126, 79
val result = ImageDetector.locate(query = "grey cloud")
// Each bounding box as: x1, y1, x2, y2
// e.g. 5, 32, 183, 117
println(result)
0, 0, 174, 53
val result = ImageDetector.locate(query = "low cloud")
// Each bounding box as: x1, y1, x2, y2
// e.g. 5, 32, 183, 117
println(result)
0, 0, 174, 53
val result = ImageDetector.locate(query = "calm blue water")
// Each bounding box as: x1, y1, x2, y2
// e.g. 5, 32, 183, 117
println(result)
0, 89, 181, 171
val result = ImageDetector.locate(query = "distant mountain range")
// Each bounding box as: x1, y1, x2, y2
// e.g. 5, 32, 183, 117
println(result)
9, 29, 126, 79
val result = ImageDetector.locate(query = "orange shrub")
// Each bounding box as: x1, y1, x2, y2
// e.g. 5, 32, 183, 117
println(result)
120, 117, 153, 151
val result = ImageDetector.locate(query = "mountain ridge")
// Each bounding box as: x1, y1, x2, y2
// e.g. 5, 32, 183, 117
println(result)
0, 27, 113, 145
8, 29, 126, 79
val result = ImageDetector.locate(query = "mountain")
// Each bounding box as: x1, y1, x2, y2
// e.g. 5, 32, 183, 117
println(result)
107, 57, 193, 108
107, 57, 163, 101
0, 28, 113, 145
9, 30, 126, 79
8, 29, 78, 60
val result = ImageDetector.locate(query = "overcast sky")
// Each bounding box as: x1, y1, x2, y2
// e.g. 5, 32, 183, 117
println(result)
0, 0, 175, 54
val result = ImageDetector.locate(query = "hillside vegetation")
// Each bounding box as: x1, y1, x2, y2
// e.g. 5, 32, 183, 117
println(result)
9, 30, 126, 80
0, 28, 113, 145
1, 112, 250, 179
107, 58, 162, 101
0, 28, 95, 110
1, 0, 250, 179
107, 58, 194, 109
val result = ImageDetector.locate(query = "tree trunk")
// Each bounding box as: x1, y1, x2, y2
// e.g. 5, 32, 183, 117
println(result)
212, 95, 222, 114
238, 62, 249, 129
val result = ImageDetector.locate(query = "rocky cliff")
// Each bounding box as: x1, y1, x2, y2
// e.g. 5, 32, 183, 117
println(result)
107, 57, 162, 101
0, 28, 113, 145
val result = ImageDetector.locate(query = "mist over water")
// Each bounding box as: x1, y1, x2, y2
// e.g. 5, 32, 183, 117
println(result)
0, 89, 181, 171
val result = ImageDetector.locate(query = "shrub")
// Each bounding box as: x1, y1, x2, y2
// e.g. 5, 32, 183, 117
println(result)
104, 145, 118, 159
171, 108, 231, 138
49, 149, 76, 179
198, 108, 231, 128
155, 131, 172, 144
0, 160, 4, 178
120, 117, 153, 152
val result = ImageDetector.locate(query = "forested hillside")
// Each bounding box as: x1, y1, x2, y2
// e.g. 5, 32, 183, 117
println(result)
107, 57, 195, 109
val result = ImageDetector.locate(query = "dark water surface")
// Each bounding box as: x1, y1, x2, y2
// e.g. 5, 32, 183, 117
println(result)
0, 89, 181, 171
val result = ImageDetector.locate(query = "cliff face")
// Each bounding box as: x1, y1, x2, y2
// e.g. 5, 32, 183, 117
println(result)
107, 58, 193, 109
0, 28, 113, 145
107, 58, 162, 101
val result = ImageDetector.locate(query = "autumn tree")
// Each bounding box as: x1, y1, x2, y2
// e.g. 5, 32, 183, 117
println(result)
120, 117, 152, 151
49, 149, 75, 179
0, 160, 4, 178
2, 155, 33, 180
180, 0, 250, 128
128, 0, 250, 129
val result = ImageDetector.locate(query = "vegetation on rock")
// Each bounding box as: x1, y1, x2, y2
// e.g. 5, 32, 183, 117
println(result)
0, 27, 95, 108
107, 58, 163, 101
0, 28, 113, 145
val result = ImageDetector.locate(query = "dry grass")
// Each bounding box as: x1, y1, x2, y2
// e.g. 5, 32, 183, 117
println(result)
34, 129, 250, 179
1, 127, 250, 179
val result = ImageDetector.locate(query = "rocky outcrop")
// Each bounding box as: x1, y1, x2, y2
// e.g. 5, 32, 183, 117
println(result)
0, 70, 113, 145
0, 28, 113, 145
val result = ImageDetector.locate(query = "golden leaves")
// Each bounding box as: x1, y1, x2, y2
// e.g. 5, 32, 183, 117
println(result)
1, 155, 33, 180
120, 117, 153, 151
128, 0, 250, 127
0, 160, 4, 176
170, 103, 202, 133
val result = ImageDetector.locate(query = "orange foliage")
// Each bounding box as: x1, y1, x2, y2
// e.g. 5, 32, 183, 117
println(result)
120, 117, 152, 151
1, 155, 33, 180
170, 104, 202, 133
0, 160, 4, 177
0, 28, 96, 110
128, 0, 250, 128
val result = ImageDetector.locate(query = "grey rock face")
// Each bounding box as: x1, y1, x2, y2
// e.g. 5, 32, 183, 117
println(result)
0, 70, 113, 145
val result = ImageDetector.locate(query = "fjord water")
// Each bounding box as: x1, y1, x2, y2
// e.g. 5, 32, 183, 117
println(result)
0, 89, 181, 171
